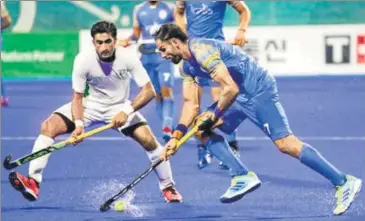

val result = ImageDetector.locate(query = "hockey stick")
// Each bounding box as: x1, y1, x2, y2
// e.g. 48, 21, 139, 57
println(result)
99, 124, 199, 212
118, 39, 158, 55
3, 123, 114, 170
137, 43, 159, 54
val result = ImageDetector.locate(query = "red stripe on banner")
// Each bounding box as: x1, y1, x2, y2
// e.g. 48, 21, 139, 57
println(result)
357, 35, 365, 64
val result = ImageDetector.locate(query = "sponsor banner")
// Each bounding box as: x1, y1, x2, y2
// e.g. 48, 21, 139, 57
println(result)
80, 24, 365, 77
224, 24, 365, 75
2, 32, 79, 78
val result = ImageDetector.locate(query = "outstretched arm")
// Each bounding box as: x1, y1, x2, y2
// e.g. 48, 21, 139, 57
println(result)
70, 54, 87, 142
130, 81, 156, 112
118, 6, 142, 47
175, 1, 187, 33
229, 1, 251, 46
162, 75, 200, 160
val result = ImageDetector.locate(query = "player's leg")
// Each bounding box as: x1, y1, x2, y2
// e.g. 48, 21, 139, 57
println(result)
210, 86, 240, 170
0, 39, 8, 106
1, 73, 8, 106
249, 84, 362, 215
194, 102, 261, 203
157, 60, 175, 143
9, 103, 76, 201
117, 111, 182, 203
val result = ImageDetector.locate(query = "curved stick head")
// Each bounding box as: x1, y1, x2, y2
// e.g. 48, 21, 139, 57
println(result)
3, 155, 13, 170
99, 204, 111, 212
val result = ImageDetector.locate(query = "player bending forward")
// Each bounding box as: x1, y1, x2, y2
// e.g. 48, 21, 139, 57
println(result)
156, 24, 361, 215
8, 21, 182, 203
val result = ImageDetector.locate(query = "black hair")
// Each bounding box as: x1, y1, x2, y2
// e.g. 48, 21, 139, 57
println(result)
154, 23, 188, 43
90, 21, 117, 39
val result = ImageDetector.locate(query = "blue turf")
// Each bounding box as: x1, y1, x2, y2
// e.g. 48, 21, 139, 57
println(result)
1, 76, 365, 221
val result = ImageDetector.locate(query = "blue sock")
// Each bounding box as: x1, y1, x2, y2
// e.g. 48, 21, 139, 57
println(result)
156, 100, 163, 121
224, 130, 237, 143
162, 97, 173, 130
207, 134, 249, 176
299, 143, 346, 186
1, 77, 5, 97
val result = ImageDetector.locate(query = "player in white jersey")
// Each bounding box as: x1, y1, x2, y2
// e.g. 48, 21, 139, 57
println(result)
8, 21, 183, 203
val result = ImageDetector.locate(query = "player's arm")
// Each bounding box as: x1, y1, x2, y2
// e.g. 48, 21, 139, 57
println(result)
168, 72, 200, 146
128, 54, 156, 112
194, 43, 239, 119
210, 63, 239, 117
174, 1, 186, 33
69, 54, 87, 142
71, 92, 84, 126
178, 75, 200, 128
229, 1, 251, 46
131, 81, 156, 112
118, 6, 142, 47
1, 2, 12, 30
71, 54, 86, 128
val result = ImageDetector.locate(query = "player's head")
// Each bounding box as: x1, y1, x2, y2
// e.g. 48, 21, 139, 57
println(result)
90, 21, 117, 61
154, 23, 188, 64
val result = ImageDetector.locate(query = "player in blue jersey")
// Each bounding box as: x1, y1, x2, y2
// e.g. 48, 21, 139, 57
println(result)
155, 24, 362, 215
1, 1, 12, 106
119, 1, 176, 143
175, 1, 251, 170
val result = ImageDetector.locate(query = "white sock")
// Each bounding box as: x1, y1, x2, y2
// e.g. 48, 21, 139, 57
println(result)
146, 144, 175, 190
29, 134, 55, 184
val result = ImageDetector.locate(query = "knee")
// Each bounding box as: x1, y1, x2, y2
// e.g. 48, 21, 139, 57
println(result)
274, 135, 303, 157
40, 120, 58, 138
40, 115, 66, 138
142, 136, 158, 152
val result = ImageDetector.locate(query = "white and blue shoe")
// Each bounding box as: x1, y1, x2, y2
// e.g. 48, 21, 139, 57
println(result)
333, 175, 362, 215
220, 171, 261, 203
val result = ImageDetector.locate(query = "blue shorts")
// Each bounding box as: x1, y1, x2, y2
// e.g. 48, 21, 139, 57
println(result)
141, 57, 174, 94
207, 83, 292, 141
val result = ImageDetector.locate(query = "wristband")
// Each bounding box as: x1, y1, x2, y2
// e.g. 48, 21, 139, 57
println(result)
123, 104, 135, 116
74, 120, 84, 128
173, 124, 188, 140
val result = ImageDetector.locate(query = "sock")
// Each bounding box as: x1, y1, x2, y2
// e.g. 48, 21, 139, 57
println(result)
156, 99, 163, 121
299, 143, 346, 186
162, 97, 174, 130
207, 134, 249, 176
1, 77, 5, 97
146, 144, 175, 190
29, 134, 55, 183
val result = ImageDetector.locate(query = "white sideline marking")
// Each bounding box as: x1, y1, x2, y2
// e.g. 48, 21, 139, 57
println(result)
1, 136, 365, 141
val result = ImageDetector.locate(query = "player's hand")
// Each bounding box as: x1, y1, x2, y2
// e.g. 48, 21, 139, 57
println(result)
118, 38, 132, 47
112, 111, 129, 128
69, 126, 85, 145
232, 29, 248, 47
161, 138, 179, 161
194, 111, 224, 138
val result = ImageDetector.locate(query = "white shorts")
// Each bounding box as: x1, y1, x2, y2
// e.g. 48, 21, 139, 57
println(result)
53, 99, 147, 135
